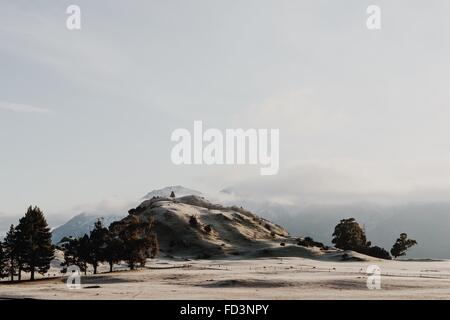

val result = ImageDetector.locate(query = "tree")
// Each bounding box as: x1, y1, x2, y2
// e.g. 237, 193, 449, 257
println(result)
170, 191, 175, 198
77, 234, 91, 275
60, 237, 80, 271
1, 223, 31, 281
88, 219, 109, 274
61, 235, 90, 275
113, 216, 158, 270
16, 206, 54, 280
13, 223, 27, 281
390, 233, 417, 258
104, 233, 124, 273
332, 218, 368, 250
3, 225, 18, 281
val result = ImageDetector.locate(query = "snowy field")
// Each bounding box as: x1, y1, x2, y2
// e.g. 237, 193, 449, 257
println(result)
1, 257, 450, 299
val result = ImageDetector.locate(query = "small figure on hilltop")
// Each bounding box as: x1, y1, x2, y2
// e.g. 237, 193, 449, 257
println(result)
170, 191, 176, 198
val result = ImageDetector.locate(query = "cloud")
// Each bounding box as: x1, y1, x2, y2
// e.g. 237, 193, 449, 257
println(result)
0, 102, 50, 114
232, 88, 351, 136
219, 159, 450, 206
70, 195, 134, 216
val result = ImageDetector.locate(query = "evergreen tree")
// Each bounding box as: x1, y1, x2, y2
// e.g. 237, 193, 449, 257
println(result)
116, 216, 157, 269
61, 236, 89, 275
170, 191, 175, 198
89, 219, 109, 274
78, 234, 91, 275
13, 224, 27, 281
390, 233, 418, 258
60, 237, 79, 270
16, 206, 54, 280
3, 225, 18, 281
104, 231, 124, 272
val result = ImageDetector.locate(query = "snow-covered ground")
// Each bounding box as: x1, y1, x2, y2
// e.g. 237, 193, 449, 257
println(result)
1, 257, 450, 299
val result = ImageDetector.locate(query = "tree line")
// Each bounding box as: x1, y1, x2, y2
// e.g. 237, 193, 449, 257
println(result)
331, 218, 417, 259
0, 206, 159, 282
60, 215, 159, 274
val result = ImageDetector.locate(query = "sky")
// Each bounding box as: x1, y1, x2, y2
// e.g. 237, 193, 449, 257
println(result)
1, 0, 450, 223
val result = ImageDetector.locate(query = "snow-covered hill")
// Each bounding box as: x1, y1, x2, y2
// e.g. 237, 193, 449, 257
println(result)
110, 195, 351, 260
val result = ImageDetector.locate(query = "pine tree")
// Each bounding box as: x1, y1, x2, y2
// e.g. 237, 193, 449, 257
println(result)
89, 219, 109, 274
3, 225, 18, 281
104, 232, 124, 272
13, 224, 27, 281
170, 191, 175, 198
61, 237, 80, 271
61, 236, 89, 275
78, 234, 91, 275
16, 206, 54, 280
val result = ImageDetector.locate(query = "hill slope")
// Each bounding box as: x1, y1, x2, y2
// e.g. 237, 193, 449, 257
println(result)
113, 195, 289, 258
111, 195, 370, 260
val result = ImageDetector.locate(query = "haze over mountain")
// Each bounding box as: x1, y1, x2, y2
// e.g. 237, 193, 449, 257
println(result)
219, 187, 450, 259
46, 184, 450, 259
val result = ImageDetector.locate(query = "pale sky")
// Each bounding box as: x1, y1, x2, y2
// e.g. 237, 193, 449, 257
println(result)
1, 0, 450, 220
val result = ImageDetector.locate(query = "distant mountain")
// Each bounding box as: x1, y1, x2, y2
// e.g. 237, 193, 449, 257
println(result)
51, 212, 125, 244
142, 185, 203, 200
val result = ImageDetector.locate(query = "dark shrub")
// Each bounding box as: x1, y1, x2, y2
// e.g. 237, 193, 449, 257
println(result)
297, 236, 326, 249
356, 245, 392, 260
128, 206, 146, 215
189, 215, 199, 228
204, 224, 212, 234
